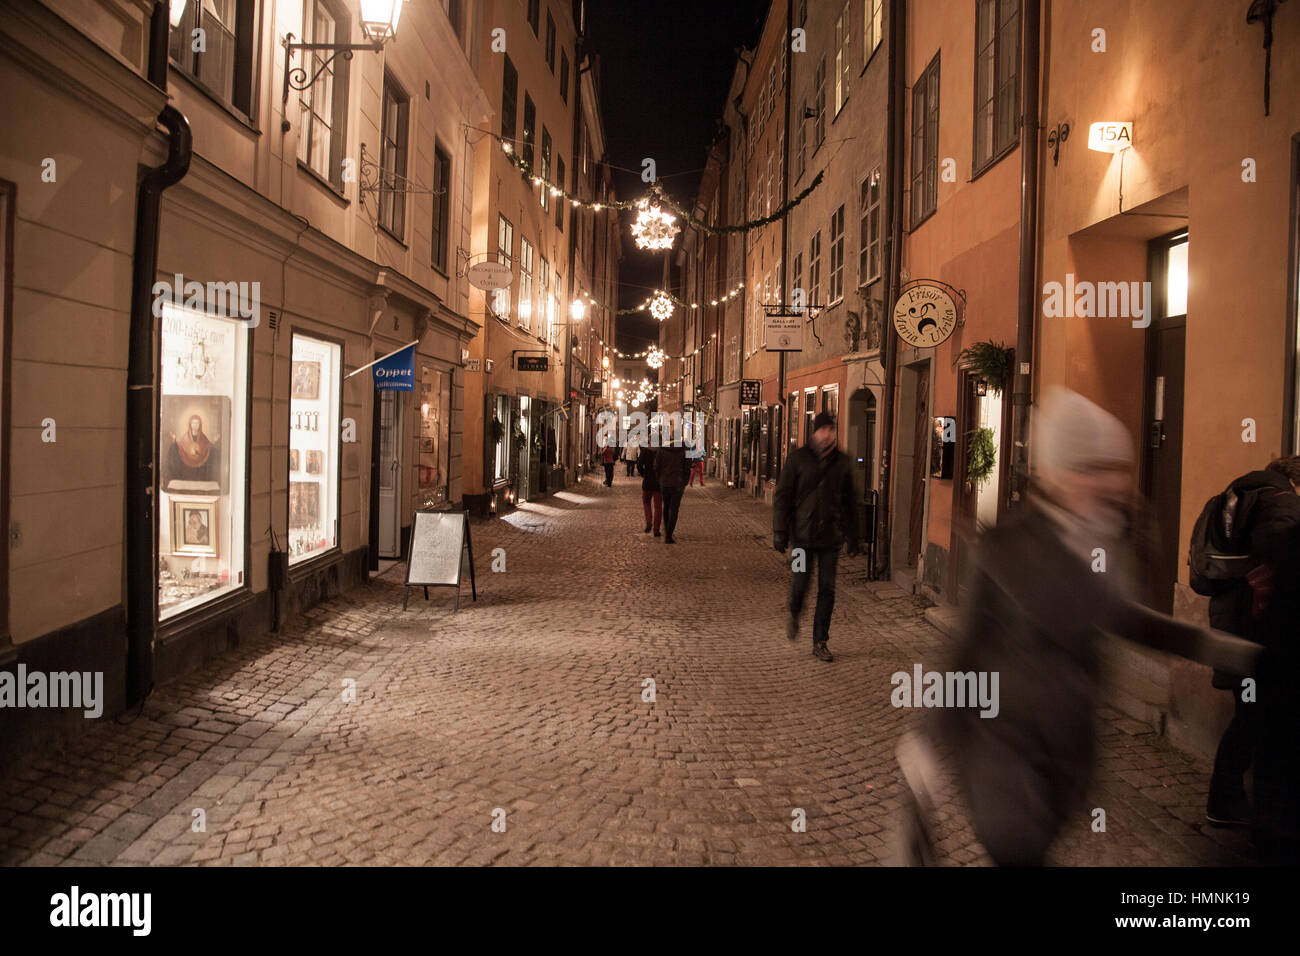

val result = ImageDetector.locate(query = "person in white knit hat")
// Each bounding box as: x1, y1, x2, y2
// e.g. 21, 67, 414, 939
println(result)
895, 388, 1262, 866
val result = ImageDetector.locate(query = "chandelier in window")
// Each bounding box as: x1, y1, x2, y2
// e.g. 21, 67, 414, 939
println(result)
630, 199, 680, 251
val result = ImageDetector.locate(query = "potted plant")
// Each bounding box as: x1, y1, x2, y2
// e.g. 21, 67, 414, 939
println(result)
967, 426, 998, 486
959, 340, 1011, 395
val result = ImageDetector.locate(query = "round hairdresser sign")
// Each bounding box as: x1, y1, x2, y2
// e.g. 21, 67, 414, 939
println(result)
893, 282, 959, 349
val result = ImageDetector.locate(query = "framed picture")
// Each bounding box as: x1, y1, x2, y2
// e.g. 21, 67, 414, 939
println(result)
290, 480, 320, 530
305, 450, 323, 475
291, 360, 320, 400
289, 448, 299, 472
170, 495, 218, 556
160, 394, 230, 493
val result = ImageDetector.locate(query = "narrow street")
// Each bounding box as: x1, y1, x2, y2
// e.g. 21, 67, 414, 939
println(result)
0, 476, 1252, 866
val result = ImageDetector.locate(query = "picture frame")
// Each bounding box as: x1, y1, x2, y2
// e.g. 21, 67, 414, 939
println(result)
291, 360, 320, 400
305, 450, 323, 475
289, 448, 299, 472
170, 495, 218, 556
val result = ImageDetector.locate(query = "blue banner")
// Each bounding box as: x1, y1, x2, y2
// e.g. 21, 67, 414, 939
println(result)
373, 344, 415, 391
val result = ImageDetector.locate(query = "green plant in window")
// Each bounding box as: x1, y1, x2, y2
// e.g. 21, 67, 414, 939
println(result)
958, 340, 1011, 395
490, 416, 505, 445
967, 426, 998, 486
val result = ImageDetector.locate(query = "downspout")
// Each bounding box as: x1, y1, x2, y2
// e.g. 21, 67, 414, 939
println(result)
1011, 0, 1042, 507
874, 0, 905, 582
777, 0, 792, 475
127, 2, 192, 704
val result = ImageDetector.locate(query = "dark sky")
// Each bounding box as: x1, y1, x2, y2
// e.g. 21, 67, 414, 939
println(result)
585, 0, 768, 353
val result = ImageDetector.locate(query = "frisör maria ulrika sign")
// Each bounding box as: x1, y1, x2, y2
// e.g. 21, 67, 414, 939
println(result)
893, 283, 959, 348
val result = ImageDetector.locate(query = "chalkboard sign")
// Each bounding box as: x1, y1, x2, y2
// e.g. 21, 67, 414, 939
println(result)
403, 510, 477, 611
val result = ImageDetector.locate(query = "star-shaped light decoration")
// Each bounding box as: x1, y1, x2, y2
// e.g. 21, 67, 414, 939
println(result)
646, 347, 665, 370
649, 292, 674, 322
630, 198, 680, 251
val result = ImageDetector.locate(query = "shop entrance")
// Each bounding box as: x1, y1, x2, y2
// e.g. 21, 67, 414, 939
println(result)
377, 388, 402, 557
517, 396, 532, 502
892, 360, 931, 570
1140, 230, 1189, 613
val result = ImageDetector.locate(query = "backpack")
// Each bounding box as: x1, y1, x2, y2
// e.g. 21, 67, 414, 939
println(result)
1188, 486, 1260, 596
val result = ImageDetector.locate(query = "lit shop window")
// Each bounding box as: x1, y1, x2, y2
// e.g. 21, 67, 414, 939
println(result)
289, 333, 341, 564
158, 302, 249, 620
418, 364, 451, 507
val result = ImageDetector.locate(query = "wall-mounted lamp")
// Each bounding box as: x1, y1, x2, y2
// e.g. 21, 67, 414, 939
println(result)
281, 0, 405, 131
1087, 121, 1133, 153
1046, 122, 1069, 166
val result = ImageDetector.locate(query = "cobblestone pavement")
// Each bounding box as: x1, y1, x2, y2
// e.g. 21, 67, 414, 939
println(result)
0, 474, 1254, 866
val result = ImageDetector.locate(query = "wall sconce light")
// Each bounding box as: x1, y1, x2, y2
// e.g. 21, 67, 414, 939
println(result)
1087, 121, 1133, 153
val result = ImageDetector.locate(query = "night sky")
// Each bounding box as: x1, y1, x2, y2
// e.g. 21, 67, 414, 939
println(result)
585, 0, 769, 354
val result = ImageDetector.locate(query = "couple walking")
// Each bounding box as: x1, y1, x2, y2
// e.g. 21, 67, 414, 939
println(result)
637, 442, 690, 544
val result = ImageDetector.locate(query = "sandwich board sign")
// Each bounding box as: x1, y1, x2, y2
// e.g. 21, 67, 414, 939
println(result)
403, 510, 477, 611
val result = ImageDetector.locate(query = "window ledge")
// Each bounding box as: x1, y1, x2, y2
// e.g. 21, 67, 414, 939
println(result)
971, 139, 1020, 183
379, 225, 408, 248
169, 64, 260, 134
297, 160, 348, 204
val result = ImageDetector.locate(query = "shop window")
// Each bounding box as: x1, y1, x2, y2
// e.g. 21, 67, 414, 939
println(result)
158, 302, 249, 620
288, 333, 341, 565
380, 74, 409, 238
418, 365, 450, 507
494, 394, 510, 481
973, 0, 1020, 173
911, 53, 940, 226
296, 0, 349, 188
169, 0, 257, 116
805, 388, 817, 443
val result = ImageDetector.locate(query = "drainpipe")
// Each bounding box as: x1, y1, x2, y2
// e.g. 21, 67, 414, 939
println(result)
126, 2, 192, 705
1012, 0, 1042, 507
874, 0, 905, 582
567, 11, 589, 483
777, 0, 792, 475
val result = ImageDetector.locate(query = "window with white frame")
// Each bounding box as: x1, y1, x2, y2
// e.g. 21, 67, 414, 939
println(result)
494, 215, 513, 319
830, 205, 845, 303
859, 167, 882, 285
792, 253, 804, 310
809, 230, 822, 306
169, 0, 257, 115
379, 74, 408, 237
835, 3, 851, 115
863, 0, 884, 64
911, 53, 941, 226
296, 0, 348, 187
539, 256, 551, 342
814, 56, 827, 148
796, 101, 807, 181
518, 238, 534, 331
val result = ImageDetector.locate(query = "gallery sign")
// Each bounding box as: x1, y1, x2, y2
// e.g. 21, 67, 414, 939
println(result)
373, 343, 415, 391
740, 380, 762, 406
516, 354, 549, 372
893, 283, 959, 349
763, 310, 803, 351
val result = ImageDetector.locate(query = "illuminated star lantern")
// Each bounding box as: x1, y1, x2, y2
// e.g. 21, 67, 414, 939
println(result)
649, 292, 674, 322
646, 347, 665, 370
630, 199, 680, 251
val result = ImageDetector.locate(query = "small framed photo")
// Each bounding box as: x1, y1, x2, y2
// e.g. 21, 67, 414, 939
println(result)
171, 496, 218, 556
289, 448, 300, 472
305, 450, 323, 475
291, 360, 320, 400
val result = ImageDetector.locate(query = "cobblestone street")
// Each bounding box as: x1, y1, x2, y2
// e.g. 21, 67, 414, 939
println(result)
0, 475, 1254, 866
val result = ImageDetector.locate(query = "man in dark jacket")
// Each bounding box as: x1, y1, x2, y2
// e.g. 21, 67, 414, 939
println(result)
773, 412, 860, 662
655, 436, 689, 544
638, 447, 662, 537
1204, 457, 1300, 828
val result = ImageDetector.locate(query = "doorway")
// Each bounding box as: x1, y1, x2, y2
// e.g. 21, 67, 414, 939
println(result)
1141, 230, 1189, 613
377, 388, 402, 557
517, 396, 532, 502
892, 360, 931, 570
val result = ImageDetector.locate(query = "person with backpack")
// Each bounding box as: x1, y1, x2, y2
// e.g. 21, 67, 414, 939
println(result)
1190, 456, 1300, 839
773, 412, 860, 662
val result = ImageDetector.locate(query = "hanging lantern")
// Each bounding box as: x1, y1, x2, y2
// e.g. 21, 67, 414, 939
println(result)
649, 292, 674, 322
630, 198, 680, 250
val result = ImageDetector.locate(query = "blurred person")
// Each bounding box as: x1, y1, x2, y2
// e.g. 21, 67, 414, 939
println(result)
600, 442, 617, 487
638, 446, 662, 537
900, 389, 1262, 866
624, 435, 640, 477
773, 412, 860, 662
688, 434, 706, 486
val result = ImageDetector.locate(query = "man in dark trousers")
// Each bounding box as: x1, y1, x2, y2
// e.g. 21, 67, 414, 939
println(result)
655, 428, 689, 545
638, 446, 662, 537
773, 412, 860, 662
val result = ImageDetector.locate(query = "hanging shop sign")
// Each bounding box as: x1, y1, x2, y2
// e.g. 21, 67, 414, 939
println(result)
893, 283, 959, 349
373, 343, 415, 390
763, 309, 803, 352
740, 380, 762, 406
516, 354, 549, 372
467, 258, 513, 291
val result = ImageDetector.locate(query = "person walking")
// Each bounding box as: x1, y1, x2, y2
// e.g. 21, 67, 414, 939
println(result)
899, 389, 1262, 866
600, 441, 617, 487
638, 446, 662, 536
655, 435, 689, 544
624, 436, 640, 477
773, 412, 860, 662
688, 440, 706, 486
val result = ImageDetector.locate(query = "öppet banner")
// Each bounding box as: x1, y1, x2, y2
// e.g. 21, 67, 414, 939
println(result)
373, 343, 415, 391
